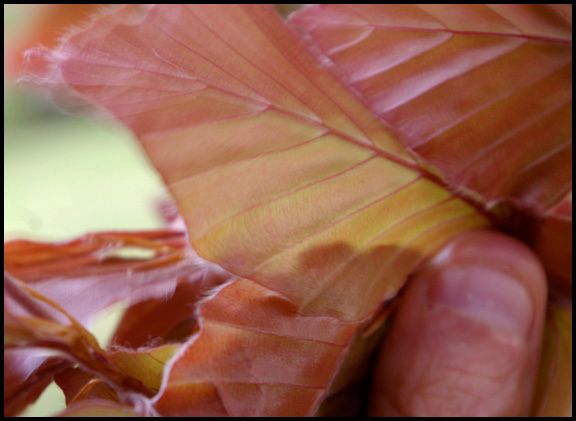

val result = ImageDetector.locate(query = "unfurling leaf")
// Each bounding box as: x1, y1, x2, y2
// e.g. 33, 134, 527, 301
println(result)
111, 271, 228, 348
4, 350, 67, 417
55, 367, 119, 405
5, 273, 183, 415
3, 229, 213, 415
4, 229, 202, 322
5, 273, 153, 397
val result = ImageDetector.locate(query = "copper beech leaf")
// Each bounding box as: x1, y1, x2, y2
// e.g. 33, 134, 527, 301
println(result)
3, 230, 210, 415
17, 3, 571, 417
5, 4, 105, 78
55, 367, 120, 405
3, 229, 189, 415
4, 229, 202, 322
3, 350, 68, 417
53, 342, 179, 404
5, 273, 182, 415
289, 4, 572, 287
111, 271, 229, 348
4, 274, 153, 397
57, 399, 139, 417
288, 7, 572, 414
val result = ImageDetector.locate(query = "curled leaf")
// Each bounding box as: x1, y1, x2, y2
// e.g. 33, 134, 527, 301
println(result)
4, 229, 205, 323
107, 343, 179, 392
111, 271, 228, 348
55, 367, 119, 405
5, 274, 153, 398
4, 350, 68, 417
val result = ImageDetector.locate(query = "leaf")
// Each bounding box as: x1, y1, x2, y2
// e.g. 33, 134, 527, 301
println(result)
5, 272, 185, 416
289, 4, 572, 288
4, 229, 203, 323
54, 342, 179, 404
25, 5, 494, 416
530, 192, 572, 289
4, 350, 68, 417
4, 275, 85, 416
532, 302, 572, 416
5, 4, 105, 78
290, 4, 571, 213
3, 215, 213, 414
4, 274, 154, 398
55, 367, 119, 405
57, 399, 139, 417
107, 343, 179, 392
111, 272, 228, 348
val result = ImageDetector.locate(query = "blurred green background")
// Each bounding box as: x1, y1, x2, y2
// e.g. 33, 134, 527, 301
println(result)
4, 4, 168, 416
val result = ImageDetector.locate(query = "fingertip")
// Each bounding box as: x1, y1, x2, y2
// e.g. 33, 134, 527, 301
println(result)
369, 231, 548, 417
430, 230, 547, 299
428, 230, 548, 339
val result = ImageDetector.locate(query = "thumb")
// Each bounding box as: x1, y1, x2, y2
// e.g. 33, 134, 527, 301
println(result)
370, 231, 547, 417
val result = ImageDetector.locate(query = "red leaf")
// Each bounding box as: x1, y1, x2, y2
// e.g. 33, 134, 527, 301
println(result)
5, 273, 181, 416
290, 4, 572, 288
4, 350, 68, 417
112, 271, 229, 348
55, 367, 119, 405
4, 229, 206, 323
4, 274, 154, 398
529, 193, 572, 289
6, 5, 104, 78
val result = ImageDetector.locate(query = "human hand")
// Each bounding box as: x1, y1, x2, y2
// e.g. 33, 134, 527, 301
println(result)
369, 231, 547, 417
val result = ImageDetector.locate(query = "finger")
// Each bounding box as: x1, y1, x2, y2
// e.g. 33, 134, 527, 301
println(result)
369, 231, 547, 417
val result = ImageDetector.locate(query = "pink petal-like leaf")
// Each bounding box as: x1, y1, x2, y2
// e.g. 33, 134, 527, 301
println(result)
55, 367, 119, 405
290, 4, 572, 287
111, 271, 228, 348
4, 229, 203, 323
4, 351, 68, 417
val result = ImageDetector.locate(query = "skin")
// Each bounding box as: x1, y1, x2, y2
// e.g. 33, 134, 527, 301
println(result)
369, 231, 548, 417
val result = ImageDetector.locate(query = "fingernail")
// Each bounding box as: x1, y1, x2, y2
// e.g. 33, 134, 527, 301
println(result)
429, 265, 533, 338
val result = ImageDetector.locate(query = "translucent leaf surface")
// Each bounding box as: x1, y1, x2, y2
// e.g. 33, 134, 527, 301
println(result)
290, 4, 572, 216
290, 4, 573, 291
4, 230, 202, 323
